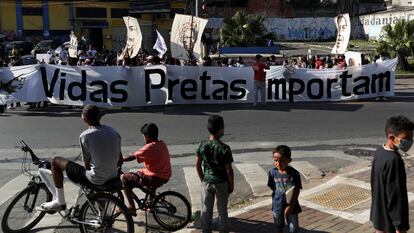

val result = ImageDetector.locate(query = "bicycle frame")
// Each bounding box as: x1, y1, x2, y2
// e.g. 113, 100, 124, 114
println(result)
18, 141, 117, 228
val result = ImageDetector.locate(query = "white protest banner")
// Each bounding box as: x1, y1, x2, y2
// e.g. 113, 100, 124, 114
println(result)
69, 31, 78, 58
171, 14, 208, 61
120, 16, 142, 59
332, 14, 351, 55
153, 30, 168, 57
268, 59, 397, 102
36, 54, 52, 64
345, 51, 362, 66
0, 59, 397, 106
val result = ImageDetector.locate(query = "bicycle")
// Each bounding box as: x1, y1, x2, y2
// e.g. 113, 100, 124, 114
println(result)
119, 180, 192, 231
1, 141, 134, 233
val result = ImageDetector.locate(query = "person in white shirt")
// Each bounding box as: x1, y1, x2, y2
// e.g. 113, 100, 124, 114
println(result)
375, 53, 389, 63
87, 44, 97, 59
59, 48, 68, 65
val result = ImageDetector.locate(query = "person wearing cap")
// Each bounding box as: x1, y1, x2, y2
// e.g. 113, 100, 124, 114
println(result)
252, 54, 269, 107
38, 104, 123, 212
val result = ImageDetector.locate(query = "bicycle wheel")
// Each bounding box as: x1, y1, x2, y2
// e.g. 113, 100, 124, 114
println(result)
1, 183, 52, 233
152, 191, 191, 231
78, 192, 134, 233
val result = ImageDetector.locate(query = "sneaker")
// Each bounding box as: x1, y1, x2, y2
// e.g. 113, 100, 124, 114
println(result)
37, 201, 66, 213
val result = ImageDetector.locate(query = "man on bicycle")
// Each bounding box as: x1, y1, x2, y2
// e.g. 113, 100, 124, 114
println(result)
120, 123, 171, 216
39, 104, 123, 212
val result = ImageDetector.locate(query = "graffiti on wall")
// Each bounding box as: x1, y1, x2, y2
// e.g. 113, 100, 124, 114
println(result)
356, 9, 414, 40
207, 17, 337, 41
207, 9, 414, 42
267, 18, 336, 40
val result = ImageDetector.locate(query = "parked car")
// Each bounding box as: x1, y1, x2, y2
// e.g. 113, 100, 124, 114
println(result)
54, 41, 70, 57
5, 41, 33, 56
31, 40, 60, 55
21, 54, 37, 65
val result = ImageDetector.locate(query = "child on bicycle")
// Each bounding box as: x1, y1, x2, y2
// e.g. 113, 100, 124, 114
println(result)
120, 123, 171, 216
268, 145, 302, 233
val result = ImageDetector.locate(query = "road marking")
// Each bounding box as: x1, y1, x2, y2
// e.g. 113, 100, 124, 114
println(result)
290, 161, 323, 180
235, 163, 269, 197
183, 167, 201, 212
0, 174, 29, 206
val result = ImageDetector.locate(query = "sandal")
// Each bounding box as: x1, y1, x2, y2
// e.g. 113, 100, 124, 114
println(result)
115, 208, 137, 217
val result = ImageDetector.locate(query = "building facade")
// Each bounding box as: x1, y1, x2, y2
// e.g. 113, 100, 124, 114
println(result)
0, 0, 186, 52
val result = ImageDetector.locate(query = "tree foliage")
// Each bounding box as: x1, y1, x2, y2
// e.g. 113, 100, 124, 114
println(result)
219, 11, 276, 47
377, 19, 414, 70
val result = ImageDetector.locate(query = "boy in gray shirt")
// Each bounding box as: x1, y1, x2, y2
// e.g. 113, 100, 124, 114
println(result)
39, 104, 122, 212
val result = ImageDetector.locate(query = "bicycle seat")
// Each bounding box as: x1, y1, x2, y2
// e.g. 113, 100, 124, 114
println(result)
84, 177, 122, 192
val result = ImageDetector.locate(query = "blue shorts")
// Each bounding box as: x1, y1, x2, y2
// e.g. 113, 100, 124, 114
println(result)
273, 213, 299, 233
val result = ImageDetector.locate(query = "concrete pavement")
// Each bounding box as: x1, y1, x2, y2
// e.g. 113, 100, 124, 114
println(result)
182, 153, 414, 233
0, 141, 386, 233
2, 144, 413, 232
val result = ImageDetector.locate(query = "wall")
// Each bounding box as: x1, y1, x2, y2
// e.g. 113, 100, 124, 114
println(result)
207, 17, 337, 41
49, 2, 70, 30
208, 7, 414, 42
355, 8, 414, 39
0, 1, 17, 32
267, 18, 336, 40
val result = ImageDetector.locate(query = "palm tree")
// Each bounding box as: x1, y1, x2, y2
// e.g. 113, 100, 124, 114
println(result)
376, 19, 414, 71
219, 11, 275, 47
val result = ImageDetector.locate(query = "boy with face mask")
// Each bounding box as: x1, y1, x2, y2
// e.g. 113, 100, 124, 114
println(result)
371, 115, 414, 233
196, 115, 234, 233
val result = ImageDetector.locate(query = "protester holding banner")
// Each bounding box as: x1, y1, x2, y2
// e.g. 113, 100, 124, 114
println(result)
59, 47, 68, 65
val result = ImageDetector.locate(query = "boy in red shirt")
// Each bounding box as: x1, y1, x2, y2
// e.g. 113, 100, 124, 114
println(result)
120, 123, 172, 216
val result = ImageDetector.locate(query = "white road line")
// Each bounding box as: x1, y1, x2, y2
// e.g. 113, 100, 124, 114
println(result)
183, 167, 201, 212
235, 163, 269, 197
0, 174, 29, 206
290, 161, 323, 180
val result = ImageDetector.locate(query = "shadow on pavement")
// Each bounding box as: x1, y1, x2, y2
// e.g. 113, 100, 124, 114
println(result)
223, 218, 329, 233
298, 228, 329, 233
9, 101, 364, 118
28, 225, 78, 232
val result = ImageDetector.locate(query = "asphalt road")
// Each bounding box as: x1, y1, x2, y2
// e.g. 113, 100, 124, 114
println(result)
0, 95, 413, 149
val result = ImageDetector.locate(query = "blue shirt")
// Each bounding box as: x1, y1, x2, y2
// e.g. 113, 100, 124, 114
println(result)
267, 166, 302, 215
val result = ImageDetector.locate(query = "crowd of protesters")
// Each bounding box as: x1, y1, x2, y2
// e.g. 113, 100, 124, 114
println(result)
1, 40, 390, 112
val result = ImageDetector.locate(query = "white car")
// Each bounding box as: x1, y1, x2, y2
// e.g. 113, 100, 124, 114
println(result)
54, 41, 70, 57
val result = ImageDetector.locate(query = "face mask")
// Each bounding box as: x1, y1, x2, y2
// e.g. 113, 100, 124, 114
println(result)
396, 137, 414, 152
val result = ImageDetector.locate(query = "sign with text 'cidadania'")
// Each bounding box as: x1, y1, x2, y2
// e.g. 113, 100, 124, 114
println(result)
0, 59, 397, 106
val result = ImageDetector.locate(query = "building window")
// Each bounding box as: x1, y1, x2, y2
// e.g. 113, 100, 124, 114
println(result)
76, 8, 107, 18
111, 8, 129, 18
22, 7, 43, 16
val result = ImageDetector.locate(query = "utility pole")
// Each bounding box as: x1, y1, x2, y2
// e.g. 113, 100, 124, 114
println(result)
195, 0, 199, 17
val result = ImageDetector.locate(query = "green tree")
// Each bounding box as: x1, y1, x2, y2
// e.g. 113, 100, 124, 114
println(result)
376, 19, 414, 71
219, 11, 275, 47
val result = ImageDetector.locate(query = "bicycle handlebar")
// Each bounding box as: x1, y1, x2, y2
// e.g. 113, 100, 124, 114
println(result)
20, 140, 51, 169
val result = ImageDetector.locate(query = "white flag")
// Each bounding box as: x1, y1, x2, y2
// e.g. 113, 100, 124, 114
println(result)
170, 14, 208, 61
153, 30, 168, 57
69, 31, 78, 58
331, 14, 351, 55
121, 16, 142, 59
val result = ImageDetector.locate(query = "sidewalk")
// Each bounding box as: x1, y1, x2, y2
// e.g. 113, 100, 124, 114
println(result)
185, 155, 414, 233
